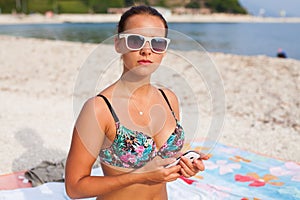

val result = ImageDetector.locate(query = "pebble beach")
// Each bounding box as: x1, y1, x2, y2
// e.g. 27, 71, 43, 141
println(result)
0, 14, 299, 174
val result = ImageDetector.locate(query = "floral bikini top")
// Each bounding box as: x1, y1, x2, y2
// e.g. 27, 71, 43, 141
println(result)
98, 89, 185, 169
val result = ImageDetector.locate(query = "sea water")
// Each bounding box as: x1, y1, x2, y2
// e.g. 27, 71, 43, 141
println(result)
0, 22, 299, 60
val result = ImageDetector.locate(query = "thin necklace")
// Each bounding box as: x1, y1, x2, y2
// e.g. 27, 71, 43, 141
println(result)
122, 83, 154, 116
130, 89, 154, 116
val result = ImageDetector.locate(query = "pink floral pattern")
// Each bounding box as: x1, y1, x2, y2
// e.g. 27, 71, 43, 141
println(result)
235, 172, 284, 187
100, 122, 184, 168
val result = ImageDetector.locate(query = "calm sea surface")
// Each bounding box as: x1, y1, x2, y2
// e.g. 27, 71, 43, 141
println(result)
0, 22, 299, 60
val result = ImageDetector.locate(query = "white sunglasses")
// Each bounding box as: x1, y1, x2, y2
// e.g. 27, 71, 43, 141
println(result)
118, 33, 170, 54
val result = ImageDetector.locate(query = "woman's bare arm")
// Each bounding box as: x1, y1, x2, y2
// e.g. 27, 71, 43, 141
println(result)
65, 97, 181, 199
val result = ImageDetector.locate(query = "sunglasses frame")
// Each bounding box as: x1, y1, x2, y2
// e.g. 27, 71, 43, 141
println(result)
118, 33, 171, 54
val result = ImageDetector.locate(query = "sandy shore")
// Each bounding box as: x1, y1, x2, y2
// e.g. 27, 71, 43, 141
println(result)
0, 35, 299, 174
1, 13, 300, 24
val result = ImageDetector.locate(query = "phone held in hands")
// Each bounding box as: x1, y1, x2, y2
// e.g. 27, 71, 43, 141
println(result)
165, 151, 201, 168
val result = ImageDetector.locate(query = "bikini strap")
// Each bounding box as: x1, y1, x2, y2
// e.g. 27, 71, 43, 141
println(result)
97, 94, 120, 123
158, 89, 178, 122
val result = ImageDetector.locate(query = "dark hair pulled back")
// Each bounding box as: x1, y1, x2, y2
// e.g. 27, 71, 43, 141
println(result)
117, 5, 168, 36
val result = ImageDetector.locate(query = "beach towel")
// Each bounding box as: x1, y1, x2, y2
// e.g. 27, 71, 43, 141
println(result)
1, 141, 299, 200
175, 142, 300, 199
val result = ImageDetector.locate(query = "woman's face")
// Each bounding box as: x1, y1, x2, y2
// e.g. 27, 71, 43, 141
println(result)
116, 14, 167, 77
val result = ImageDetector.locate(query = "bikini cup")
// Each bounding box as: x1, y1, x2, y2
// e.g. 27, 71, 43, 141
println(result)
98, 89, 185, 168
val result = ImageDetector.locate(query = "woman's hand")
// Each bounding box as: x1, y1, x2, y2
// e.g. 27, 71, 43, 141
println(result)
179, 153, 209, 178
134, 156, 181, 185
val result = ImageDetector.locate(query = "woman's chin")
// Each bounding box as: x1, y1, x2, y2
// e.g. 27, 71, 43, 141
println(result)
124, 64, 160, 77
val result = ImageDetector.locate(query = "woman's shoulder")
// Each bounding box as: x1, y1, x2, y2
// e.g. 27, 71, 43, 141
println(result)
158, 88, 178, 101
80, 96, 107, 119
78, 94, 115, 131
85, 83, 116, 106
82, 84, 116, 116
158, 87, 179, 108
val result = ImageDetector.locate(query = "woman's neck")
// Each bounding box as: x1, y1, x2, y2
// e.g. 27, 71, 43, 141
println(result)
118, 77, 153, 97
119, 68, 154, 96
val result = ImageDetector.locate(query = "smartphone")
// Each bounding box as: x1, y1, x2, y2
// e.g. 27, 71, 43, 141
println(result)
165, 151, 201, 168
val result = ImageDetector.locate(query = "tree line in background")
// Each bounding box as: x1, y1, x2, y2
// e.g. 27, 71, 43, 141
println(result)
0, 0, 247, 14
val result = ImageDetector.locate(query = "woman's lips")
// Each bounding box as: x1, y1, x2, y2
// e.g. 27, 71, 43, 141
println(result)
138, 59, 153, 65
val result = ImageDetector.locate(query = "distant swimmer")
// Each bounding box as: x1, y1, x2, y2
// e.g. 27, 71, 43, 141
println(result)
277, 48, 287, 58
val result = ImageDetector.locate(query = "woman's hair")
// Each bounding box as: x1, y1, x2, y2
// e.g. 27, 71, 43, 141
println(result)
117, 5, 168, 36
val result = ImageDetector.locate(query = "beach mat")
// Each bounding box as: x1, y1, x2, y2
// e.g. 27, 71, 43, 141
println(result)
0, 141, 299, 199
175, 141, 300, 199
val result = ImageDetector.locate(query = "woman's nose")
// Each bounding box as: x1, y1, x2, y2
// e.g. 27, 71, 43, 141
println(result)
140, 41, 152, 56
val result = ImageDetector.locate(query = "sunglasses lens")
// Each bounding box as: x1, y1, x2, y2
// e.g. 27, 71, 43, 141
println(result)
127, 35, 144, 50
151, 38, 168, 52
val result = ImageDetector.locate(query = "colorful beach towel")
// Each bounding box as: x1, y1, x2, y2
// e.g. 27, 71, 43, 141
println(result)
177, 141, 300, 199
0, 142, 299, 200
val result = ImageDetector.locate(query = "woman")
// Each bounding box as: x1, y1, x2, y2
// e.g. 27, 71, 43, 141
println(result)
65, 5, 208, 200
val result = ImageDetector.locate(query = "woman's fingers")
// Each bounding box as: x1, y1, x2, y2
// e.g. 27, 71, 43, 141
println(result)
179, 157, 197, 176
193, 159, 205, 171
179, 155, 207, 178
199, 152, 210, 160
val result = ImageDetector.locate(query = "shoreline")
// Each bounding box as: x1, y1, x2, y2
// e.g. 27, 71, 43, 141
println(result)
1, 13, 300, 24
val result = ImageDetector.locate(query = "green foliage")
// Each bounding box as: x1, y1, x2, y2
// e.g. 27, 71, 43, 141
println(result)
27, 0, 53, 14
0, 0, 15, 13
0, 0, 125, 14
0, 0, 248, 14
206, 0, 247, 14
132, 0, 150, 6
124, 0, 134, 7
157, 0, 166, 7
185, 1, 200, 9
58, 1, 88, 13
88, 0, 124, 13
